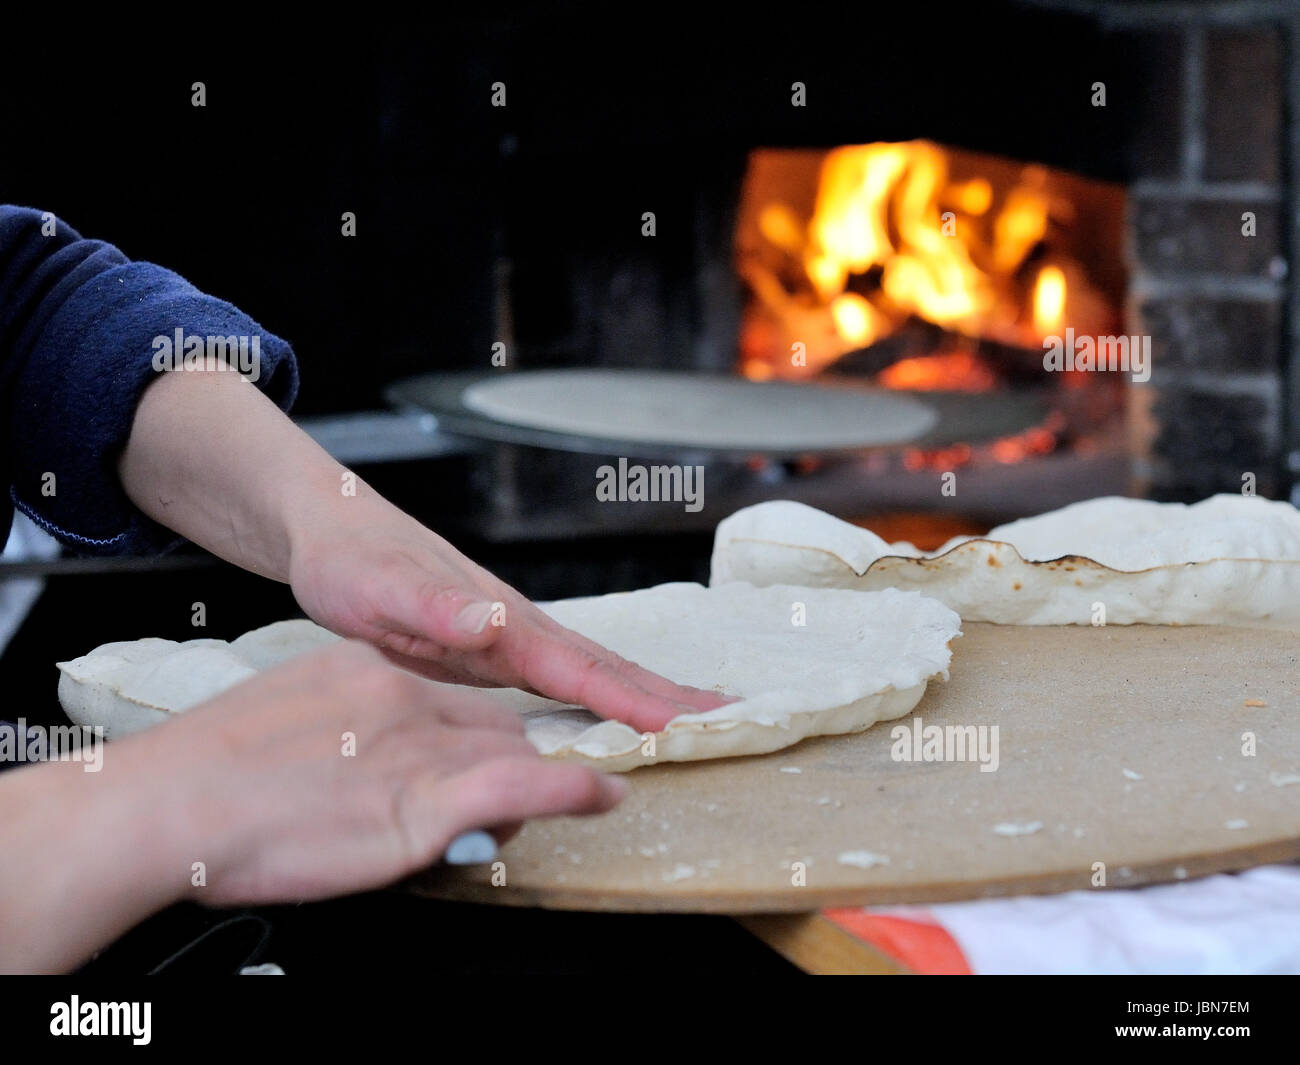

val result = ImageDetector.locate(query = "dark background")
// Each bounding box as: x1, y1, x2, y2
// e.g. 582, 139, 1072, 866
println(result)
0, 3, 1136, 415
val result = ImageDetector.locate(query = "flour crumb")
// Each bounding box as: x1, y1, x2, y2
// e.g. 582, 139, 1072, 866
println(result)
1173, 866, 1188, 880
663, 864, 696, 882
1225, 818, 1249, 830
780, 767, 802, 774
1122, 768, 1143, 781
993, 821, 1043, 837
1269, 772, 1300, 787
837, 850, 890, 869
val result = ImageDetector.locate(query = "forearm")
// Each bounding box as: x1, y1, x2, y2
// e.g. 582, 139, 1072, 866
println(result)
118, 363, 359, 580
0, 755, 187, 973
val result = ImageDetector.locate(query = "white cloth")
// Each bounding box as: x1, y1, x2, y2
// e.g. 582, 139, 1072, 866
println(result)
0, 513, 59, 654
880, 864, 1300, 974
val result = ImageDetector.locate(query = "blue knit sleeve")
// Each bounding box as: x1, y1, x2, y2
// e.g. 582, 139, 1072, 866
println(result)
0, 206, 299, 556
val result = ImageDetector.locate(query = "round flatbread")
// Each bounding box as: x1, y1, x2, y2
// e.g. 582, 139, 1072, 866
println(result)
56, 586, 960, 772
481, 582, 960, 771
461, 370, 937, 451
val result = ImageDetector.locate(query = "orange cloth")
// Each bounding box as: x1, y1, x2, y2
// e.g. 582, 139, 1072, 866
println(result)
824, 909, 972, 975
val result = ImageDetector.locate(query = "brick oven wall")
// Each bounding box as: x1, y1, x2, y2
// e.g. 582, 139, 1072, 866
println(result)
1104, 1, 1294, 501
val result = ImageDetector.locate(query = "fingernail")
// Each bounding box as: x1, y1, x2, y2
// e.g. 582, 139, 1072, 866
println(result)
600, 775, 628, 802
445, 830, 498, 865
453, 601, 495, 635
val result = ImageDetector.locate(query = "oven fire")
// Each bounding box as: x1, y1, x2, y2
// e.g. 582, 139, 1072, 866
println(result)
735, 140, 1127, 471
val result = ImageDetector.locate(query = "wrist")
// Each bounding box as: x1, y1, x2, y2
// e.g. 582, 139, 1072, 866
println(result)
110, 721, 246, 907
0, 750, 190, 971
281, 470, 397, 567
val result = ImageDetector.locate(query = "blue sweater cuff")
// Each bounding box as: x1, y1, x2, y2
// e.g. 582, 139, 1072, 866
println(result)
8, 262, 299, 556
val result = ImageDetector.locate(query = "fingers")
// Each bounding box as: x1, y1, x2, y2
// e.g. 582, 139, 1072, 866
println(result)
425, 686, 527, 735
436, 756, 626, 839
371, 588, 715, 733
490, 821, 524, 846
492, 597, 736, 715
375, 646, 495, 688
426, 727, 538, 776
378, 623, 704, 735
557, 625, 735, 713
357, 649, 525, 732
512, 625, 700, 733
373, 573, 506, 655
359, 559, 733, 733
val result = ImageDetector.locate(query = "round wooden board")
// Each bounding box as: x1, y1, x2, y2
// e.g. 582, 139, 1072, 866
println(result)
407, 623, 1300, 912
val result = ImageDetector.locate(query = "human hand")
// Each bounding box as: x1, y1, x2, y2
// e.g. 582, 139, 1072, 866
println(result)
288, 490, 729, 734
130, 639, 625, 907
118, 366, 725, 735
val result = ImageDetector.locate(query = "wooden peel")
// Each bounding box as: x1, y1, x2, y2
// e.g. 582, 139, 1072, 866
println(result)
407, 623, 1300, 913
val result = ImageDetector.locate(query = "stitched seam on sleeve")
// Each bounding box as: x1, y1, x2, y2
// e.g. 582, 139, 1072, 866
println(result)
9, 486, 127, 547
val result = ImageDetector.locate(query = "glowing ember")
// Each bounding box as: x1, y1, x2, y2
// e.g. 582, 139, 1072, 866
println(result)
876, 350, 998, 392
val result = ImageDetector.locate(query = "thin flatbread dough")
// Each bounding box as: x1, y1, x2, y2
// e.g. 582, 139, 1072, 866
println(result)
476, 582, 960, 771
461, 370, 937, 451
57, 620, 343, 739
56, 585, 961, 772
711, 495, 1300, 628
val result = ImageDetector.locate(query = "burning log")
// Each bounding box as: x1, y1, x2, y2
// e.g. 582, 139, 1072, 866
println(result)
822, 317, 1051, 389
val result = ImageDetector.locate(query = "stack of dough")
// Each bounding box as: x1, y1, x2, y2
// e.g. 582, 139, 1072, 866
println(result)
711, 495, 1300, 629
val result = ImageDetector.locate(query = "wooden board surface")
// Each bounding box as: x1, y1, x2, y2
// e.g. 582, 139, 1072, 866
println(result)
737, 914, 912, 974
408, 623, 1300, 912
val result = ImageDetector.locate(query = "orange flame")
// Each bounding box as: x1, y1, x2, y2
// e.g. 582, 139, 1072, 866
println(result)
1033, 265, 1067, 333
809, 143, 996, 331
741, 141, 1071, 374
